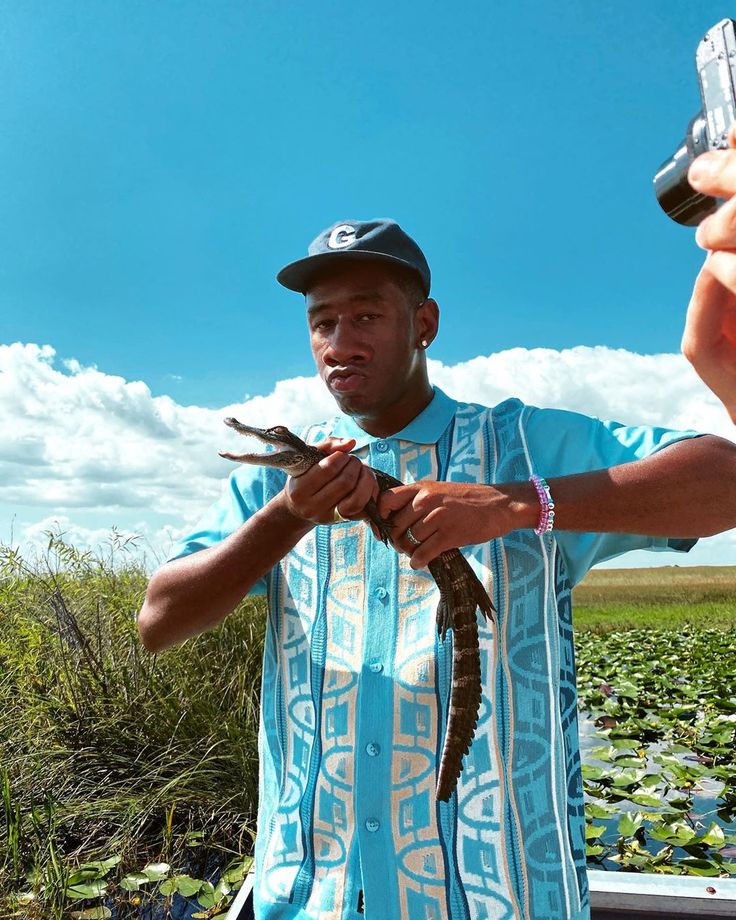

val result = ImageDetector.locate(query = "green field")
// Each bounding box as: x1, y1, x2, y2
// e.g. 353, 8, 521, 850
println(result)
574, 565, 736, 631
1, 545, 734, 917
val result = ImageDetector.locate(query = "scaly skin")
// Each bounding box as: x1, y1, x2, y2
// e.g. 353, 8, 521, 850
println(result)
219, 419, 495, 801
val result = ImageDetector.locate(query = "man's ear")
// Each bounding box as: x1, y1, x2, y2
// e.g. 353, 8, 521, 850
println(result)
416, 298, 440, 348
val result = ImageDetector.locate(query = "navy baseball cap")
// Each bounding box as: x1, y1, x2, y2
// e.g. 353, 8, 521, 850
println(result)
276, 219, 431, 296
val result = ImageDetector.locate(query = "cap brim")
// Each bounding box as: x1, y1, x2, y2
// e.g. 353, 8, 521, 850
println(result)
276, 251, 428, 294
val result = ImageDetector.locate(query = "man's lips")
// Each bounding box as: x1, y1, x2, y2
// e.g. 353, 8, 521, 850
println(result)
327, 368, 367, 393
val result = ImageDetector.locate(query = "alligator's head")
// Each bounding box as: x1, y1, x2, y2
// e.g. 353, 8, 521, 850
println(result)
219, 418, 318, 477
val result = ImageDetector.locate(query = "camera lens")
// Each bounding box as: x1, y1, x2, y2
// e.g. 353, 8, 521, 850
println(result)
654, 116, 718, 226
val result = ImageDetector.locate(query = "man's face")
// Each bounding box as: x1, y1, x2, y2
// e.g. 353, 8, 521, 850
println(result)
305, 262, 425, 418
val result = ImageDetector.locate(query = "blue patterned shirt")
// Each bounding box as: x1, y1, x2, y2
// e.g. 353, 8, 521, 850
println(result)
169, 388, 698, 920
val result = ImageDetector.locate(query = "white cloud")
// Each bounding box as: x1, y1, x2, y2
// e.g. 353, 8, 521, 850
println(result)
2, 341, 734, 566
427, 346, 734, 440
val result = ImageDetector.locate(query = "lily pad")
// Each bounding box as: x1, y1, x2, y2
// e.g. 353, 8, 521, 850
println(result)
141, 862, 170, 882
65, 880, 108, 899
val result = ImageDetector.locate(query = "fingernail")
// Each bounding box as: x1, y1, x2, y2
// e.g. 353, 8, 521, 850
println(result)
689, 154, 717, 186
695, 220, 707, 248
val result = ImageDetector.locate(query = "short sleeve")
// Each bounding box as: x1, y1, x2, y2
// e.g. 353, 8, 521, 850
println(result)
166, 464, 272, 596
523, 407, 702, 586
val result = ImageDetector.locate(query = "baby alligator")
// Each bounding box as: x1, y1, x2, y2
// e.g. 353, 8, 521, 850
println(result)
219, 419, 495, 801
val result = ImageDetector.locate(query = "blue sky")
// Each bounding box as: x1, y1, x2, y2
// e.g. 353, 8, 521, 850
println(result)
1, 1, 730, 405
3, 1, 736, 567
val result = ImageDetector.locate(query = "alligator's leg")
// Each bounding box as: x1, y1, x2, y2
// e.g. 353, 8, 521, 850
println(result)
361, 498, 394, 545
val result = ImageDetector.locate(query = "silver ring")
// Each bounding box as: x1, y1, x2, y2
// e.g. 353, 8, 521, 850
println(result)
406, 527, 421, 546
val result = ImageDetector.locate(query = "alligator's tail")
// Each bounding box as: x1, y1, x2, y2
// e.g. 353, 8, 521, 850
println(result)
429, 551, 494, 802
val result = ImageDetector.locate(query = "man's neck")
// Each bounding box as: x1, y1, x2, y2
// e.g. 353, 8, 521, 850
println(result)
351, 381, 435, 438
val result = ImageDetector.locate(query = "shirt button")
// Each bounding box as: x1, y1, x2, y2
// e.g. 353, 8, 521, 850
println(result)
368, 660, 383, 673
365, 742, 380, 757
374, 586, 388, 600
365, 818, 380, 832
376, 440, 389, 453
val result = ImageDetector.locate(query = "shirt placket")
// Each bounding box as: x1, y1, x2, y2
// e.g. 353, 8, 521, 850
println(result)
352, 436, 402, 916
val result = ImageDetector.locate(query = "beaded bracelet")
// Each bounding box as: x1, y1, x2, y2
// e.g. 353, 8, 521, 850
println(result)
530, 474, 555, 535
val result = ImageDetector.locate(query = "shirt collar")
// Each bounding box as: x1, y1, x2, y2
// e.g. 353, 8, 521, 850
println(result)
331, 386, 457, 449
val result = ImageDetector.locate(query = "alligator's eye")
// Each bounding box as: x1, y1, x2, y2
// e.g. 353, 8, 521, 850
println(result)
266, 425, 289, 438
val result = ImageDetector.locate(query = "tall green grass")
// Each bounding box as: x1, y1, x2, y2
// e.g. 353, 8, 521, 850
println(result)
0, 534, 264, 917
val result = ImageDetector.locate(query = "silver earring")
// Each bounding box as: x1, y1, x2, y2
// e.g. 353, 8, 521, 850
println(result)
421, 339, 429, 348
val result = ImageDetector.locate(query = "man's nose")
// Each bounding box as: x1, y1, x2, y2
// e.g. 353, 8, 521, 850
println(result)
323, 320, 370, 365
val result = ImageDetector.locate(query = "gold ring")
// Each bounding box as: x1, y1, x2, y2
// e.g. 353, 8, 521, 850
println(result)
332, 507, 349, 524
406, 527, 421, 546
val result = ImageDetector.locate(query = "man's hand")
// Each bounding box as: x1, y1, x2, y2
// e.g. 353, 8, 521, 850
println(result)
377, 480, 537, 569
684, 123, 736, 422
283, 437, 379, 525
682, 258, 736, 423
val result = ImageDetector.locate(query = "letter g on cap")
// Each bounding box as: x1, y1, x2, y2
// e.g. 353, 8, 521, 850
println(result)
328, 224, 357, 249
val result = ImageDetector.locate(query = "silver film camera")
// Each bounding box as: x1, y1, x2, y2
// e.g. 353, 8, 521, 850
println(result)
654, 19, 736, 226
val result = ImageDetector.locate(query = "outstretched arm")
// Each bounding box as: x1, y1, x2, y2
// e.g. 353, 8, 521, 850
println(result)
378, 435, 736, 569
138, 438, 377, 652
138, 492, 310, 653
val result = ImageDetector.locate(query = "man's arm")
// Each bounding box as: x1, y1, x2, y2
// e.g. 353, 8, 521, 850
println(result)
378, 435, 736, 569
138, 439, 377, 652
138, 493, 311, 653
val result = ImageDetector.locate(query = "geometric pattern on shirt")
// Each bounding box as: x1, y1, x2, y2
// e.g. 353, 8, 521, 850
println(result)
253, 399, 589, 919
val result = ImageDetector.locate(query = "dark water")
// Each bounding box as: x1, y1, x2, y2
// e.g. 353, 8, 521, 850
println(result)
105, 892, 224, 920
579, 715, 734, 868
103, 853, 236, 920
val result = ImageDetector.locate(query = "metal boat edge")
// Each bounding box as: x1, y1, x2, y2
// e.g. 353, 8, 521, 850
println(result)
588, 868, 736, 918
224, 869, 736, 919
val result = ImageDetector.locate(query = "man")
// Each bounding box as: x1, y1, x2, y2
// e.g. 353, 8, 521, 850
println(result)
138, 219, 736, 920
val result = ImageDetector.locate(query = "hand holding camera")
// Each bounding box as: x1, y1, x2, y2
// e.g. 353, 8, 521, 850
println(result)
682, 153, 736, 425
683, 123, 736, 424
656, 20, 736, 422
689, 125, 736, 253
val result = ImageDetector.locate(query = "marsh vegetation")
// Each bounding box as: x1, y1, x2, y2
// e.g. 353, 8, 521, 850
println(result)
1, 542, 734, 918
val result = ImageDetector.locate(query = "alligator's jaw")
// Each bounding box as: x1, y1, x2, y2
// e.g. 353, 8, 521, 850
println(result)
218, 418, 314, 474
